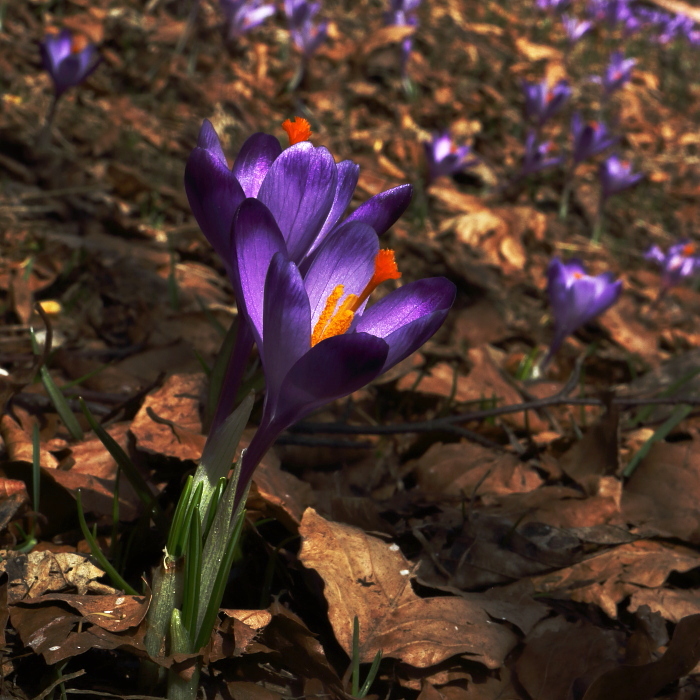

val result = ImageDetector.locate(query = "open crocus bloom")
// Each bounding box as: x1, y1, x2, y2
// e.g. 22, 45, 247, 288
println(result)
599, 155, 643, 199
185, 119, 413, 431
522, 79, 570, 126
603, 51, 636, 95
645, 241, 700, 289
40, 29, 100, 98
220, 0, 276, 41
232, 198, 455, 494
545, 258, 621, 365
571, 113, 618, 165
424, 133, 477, 182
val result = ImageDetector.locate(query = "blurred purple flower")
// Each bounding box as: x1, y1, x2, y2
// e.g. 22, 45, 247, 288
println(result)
537, 0, 571, 13
424, 132, 478, 182
232, 197, 455, 498
603, 0, 633, 27
645, 241, 700, 289
571, 113, 618, 164
40, 29, 100, 98
522, 131, 563, 175
285, 0, 327, 56
386, 0, 421, 74
546, 257, 622, 361
220, 0, 275, 41
523, 79, 571, 125
602, 51, 636, 94
185, 119, 413, 429
562, 14, 593, 43
599, 155, 643, 199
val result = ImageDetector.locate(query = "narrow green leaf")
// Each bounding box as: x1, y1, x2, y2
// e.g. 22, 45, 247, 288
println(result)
205, 317, 239, 427
166, 475, 194, 553
75, 490, 137, 595
623, 404, 693, 479
351, 616, 361, 697
182, 506, 202, 643
172, 481, 203, 558
39, 366, 84, 440
358, 651, 383, 698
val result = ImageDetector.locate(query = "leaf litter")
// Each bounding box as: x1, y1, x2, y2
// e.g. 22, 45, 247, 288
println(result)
2, 0, 700, 697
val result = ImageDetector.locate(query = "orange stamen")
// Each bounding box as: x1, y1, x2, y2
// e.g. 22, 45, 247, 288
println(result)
282, 117, 312, 146
310, 250, 402, 346
71, 34, 89, 53
683, 243, 697, 256
572, 272, 584, 279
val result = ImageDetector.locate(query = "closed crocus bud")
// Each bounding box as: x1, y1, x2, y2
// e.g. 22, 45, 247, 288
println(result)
571, 113, 618, 165
521, 131, 563, 175
523, 79, 571, 126
562, 14, 593, 43
40, 29, 100, 99
544, 257, 622, 365
599, 155, 643, 200
645, 241, 700, 290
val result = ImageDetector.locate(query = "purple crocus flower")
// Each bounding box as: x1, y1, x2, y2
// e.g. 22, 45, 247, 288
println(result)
40, 29, 100, 99
645, 241, 700, 289
285, 0, 328, 56
599, 155, 643, 199
220, 0, 275, 41
545, 257, 622, 362
562, 14, 593, 43
185, 118, 413, 430
521, 131, 563, 175
602, 51, 636, 95
571, 113, 618, 164
386, 0, 421, 75
537, 0, 571, 13
604, 0, 633, 27
523, 79, 571, 126
232, 197, 455, 500
424, 132, 478, 182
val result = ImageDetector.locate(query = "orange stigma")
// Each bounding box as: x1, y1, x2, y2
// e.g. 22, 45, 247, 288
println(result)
282, 117, 312, 146
683, 243, 697, 256
71, 34, 89, 53
311, 249, 401, 346
572, 271, 584, 279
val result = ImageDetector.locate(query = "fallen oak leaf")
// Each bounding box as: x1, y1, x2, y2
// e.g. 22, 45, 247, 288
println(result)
298, 508, 517, 669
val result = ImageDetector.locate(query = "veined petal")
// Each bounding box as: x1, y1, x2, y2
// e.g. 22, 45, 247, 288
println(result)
310, 159, 361, 253
185, 148, 245, 262
262, 253, 311, 406
257, 142, 338, 261
232, 198, 287, 344
343, 184, 413, 236
354, 277, 456, 369
232, 133, 283, 198
269, 333, 388, 428
304, 222, 378, 329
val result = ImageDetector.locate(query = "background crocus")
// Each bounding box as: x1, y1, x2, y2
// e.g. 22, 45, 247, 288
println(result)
424, 132, 478, 182
220, 0, 275, 42
645, 241, 700, 290
544, 257, 622, 367
523, 79, 571, 126
521, 131, 563, 175
599, 155, 643, 199
40, 29, 100, 105
536, 0, 571, 13
285, 0, 328, 57
562, 15, 592, 43
571, 113, 618, 164
185, 119, 413, 431
230, 197, 455, 501
601, 51, 636, 95
386, 0, 421, 75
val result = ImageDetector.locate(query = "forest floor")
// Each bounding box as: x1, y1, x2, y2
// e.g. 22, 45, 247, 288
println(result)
3, 0, 700, 698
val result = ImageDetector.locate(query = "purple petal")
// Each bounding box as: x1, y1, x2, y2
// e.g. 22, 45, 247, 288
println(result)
304, 222, 378, 329
271, 332, 388, 427
196, 119, 227, 164
257, 142, 338, 261
232, 198, 288, 343
232, 132, 283, 198
261, 253, 311, 405
185, 148, 245, 264
343, 184, 413, 236
354, 277, 455, 369
310, 159, 361, 254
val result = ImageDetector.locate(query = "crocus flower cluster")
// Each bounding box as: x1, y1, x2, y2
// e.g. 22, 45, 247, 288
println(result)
185, 118, 454, 487
220, 0, 275, 42
645, 241, 700, 289
545, 258, 621, 365
40, 29, 100, 99
386, 0, 422, 74
523, 79, 571, 126
424, 132, 477, 182
285, 0, 328, 57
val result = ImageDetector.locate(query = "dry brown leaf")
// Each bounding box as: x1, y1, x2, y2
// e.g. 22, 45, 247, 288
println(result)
361, 25, 416, 56
597, 296, 659, 365
514, 37, 562, 62
629, 588, 700, 624
299, 508, 517, 669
